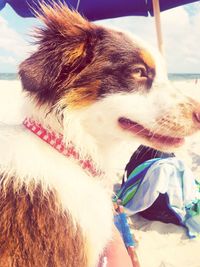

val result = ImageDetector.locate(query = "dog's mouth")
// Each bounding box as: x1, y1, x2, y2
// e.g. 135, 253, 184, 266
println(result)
118, 117, 185, 147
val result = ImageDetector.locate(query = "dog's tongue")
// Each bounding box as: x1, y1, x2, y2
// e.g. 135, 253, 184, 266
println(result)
118, 117, 185, 147
118, 117, 150, 136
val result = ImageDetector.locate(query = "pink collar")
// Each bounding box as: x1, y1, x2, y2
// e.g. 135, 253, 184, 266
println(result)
23, 118, 100, 177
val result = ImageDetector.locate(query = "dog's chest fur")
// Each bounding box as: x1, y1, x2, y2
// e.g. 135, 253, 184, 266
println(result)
0, 125, 113, 267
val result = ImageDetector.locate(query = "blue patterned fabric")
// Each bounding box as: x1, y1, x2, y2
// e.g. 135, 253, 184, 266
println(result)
114, 158, 200, 238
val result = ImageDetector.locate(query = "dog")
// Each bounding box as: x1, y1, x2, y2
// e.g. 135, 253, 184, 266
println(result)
0, 4, 200, 267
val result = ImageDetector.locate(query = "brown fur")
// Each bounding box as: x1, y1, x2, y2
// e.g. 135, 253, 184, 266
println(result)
0, 176, 87, 267
19, 4, 156, 108
64, 81, 101, 108
140, 50, 155, 69
19, 4, 98, 106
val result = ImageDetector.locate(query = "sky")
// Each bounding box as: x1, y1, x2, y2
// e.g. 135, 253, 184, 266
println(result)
0, 2, 200, 73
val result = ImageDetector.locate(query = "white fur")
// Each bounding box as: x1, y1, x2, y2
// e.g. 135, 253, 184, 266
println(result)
0, 80, 25, 124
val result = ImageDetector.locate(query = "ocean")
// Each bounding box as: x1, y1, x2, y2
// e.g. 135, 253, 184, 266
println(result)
0, 73, 18, 80
0, 73, 200, 81
168, 73, 200, 81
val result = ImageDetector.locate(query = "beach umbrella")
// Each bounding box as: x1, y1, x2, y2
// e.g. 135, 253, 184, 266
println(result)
0, 0, 199, 53
0, 0, 198, 19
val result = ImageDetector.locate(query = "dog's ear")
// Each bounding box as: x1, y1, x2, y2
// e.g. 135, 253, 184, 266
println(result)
19, 4, 98, 104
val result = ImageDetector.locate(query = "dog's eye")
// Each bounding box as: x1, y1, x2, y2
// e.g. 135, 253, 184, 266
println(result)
132, 66, 147, 79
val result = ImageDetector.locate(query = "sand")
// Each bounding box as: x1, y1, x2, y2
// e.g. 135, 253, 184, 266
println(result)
0, 80, 200, 267
131, 215, 200, 267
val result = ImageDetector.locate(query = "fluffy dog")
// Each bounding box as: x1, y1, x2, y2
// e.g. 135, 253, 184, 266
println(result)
0, 4, 200, 267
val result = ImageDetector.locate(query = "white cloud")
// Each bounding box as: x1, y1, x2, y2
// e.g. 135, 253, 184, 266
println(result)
162, 7, 200, 73
96, 6, 200, 73
0, 55, 16, 65
0, 16, 28, 55
0, 16, 33, 72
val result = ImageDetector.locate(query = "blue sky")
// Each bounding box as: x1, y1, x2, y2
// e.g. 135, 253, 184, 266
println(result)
0, 2, 200, 73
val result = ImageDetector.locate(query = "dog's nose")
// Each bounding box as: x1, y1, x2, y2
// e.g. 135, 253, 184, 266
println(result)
193, 111, 200, 127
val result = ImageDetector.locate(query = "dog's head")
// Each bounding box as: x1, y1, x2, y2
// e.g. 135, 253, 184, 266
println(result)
19, 4, 200, 152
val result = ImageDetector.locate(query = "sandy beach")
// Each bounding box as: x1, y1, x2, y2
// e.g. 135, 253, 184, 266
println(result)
0, 79, 200, 267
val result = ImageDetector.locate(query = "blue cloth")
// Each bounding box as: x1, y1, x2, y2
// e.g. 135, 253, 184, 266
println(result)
115, 157, 200, 238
